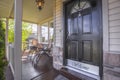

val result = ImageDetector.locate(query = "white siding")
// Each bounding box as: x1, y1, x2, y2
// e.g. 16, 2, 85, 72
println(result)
108, 0, 118, 3
54, 0, 63, 47
109, 1, 120, 9
110, 27, 120, 32
110, 39, 120, 44
109, 7, 120, 15
109, 0, 120, 51
53, 0, 64, 70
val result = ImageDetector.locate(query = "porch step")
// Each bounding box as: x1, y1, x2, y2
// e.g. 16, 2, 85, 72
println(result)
60, 67, 97, 80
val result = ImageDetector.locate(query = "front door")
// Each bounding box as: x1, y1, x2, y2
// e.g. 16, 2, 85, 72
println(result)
64, 0, 102, 76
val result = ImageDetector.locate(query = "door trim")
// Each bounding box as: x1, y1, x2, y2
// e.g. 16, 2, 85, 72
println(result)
62, 0, 103, 79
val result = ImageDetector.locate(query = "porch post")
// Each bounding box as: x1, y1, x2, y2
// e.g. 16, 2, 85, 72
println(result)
37, 25, 42, 42
48, 22, 50, 43
5, 18, 9, 61
37, 25, 40, 43
14, 0, 22, 80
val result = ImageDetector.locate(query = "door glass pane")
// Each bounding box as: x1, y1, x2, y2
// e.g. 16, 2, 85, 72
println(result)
73, 16, 78, 34
78, 16, 82, 32
67, 18, 72, 35
68, 16, 78, 35
71, 0, 91, 14
83, 14, 91, 33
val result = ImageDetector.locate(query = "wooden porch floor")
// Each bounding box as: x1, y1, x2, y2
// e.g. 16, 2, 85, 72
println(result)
5, 55, 96, 80
5, 61, 97, 80
5, 61, 69, 80
22, 61, 69, 80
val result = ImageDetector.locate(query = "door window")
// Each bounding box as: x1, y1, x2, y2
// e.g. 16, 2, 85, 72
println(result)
71, 0, 91, 14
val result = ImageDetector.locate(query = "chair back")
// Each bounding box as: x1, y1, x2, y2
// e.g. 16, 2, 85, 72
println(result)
36, 52, 53, 72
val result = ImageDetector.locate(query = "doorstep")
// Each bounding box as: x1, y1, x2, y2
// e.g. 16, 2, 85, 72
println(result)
60, 67, 98, 80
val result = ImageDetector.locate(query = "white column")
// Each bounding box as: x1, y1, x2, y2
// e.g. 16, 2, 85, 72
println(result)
48, 22, 50, 43
37, 24, 40, 43
38, 25, 42, 43
5, 18, 9, 61
14, 0, 22, 80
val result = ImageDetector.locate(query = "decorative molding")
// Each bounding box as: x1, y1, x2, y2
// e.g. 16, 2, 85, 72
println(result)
102, 0, 109, 52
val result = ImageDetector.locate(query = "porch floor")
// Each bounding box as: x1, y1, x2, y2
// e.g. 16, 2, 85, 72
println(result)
6, 53, 97, 80
5, 60, 69, 80
22, 61, 69, 80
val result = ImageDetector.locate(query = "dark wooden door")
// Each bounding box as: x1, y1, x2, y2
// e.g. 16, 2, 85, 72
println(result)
65, 0, 101, 66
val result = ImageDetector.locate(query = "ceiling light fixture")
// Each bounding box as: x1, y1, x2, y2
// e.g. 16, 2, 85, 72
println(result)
35, 0, 44, 10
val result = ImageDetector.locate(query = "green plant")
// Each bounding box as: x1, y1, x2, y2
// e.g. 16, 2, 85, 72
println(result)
0, 20, 7, 80
8, 19, 32, 50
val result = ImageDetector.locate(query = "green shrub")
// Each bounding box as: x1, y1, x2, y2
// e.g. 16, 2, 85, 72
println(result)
0, 20, 7, 80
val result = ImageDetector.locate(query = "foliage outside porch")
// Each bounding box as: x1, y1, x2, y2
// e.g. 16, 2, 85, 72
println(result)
0, 20, 7, 80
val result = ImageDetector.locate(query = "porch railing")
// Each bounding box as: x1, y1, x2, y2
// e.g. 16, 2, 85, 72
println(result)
9, 43, 15, 76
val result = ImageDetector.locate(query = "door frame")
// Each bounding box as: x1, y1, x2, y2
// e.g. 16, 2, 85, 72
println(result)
62, 0, 103, 79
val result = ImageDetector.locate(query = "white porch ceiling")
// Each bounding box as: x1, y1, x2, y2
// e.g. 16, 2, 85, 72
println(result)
0, 0, 53, 24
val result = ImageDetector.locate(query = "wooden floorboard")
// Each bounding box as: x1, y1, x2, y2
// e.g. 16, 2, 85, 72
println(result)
22, 61, 69, 80
5, 59, 96, 80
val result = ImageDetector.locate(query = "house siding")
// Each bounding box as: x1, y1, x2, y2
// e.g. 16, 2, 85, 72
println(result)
54, 0, 63, 46
109, 0, 120, 52
53, 0, 63, 70
103, 0, 120, 80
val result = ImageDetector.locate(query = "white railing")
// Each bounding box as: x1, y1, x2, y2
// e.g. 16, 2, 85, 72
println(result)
9, 43, 15, 76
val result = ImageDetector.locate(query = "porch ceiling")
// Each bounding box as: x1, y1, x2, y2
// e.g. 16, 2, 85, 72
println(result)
0, 0, 53, 24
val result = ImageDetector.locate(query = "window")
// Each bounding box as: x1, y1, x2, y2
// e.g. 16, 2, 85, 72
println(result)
71, 0, 91, 14
49, 22, 54, 42
41, 24, 49, 42
40, 21, 54, 43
